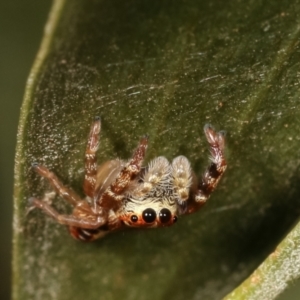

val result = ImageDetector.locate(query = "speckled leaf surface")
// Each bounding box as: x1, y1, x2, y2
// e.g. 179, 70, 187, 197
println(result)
13, 0, 300, 299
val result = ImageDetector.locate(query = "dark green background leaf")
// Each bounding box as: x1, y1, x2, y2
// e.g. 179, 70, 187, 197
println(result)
0, 1, 52, 299
13, 0, 300, 299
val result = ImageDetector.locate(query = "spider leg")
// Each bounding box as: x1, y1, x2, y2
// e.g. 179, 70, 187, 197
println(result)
69, 210, 122, 241
99, 135, 148, 208
83, 117, 101, 198
185, 124, 227, 214
29, 197, 106, 229
32, 163, 81, 206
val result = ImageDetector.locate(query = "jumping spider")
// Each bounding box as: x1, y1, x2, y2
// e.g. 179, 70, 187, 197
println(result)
29, 117, 227, 241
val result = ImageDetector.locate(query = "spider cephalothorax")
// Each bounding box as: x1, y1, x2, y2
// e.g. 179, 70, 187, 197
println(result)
30, 117, 226, 241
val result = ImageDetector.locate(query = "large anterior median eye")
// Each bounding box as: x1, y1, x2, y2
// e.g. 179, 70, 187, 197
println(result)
159, 208, 171, 223
142, 208, 156, 223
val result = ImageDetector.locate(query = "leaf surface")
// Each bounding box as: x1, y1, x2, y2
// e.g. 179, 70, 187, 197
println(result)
13, 0, 300, 299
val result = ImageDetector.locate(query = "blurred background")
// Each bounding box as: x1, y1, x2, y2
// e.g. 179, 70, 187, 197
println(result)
0, 1, 299, 299
0, 1, 51, 298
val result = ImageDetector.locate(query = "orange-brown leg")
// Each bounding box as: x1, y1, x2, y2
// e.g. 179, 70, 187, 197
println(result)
29, 197, 106, 229
99, 135, 148, 208
83, 117, 101, 198
186, 125, 227, 214
32, 163, 81, 206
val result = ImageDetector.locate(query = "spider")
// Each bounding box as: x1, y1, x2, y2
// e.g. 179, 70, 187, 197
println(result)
29, 117, 227, 241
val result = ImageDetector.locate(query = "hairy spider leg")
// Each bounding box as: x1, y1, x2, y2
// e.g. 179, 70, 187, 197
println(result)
83, 117, 101, 199
28, 197, 106, 229
186, 125, 227, 214
32, 163, 82, 206
98, 135, 149, 209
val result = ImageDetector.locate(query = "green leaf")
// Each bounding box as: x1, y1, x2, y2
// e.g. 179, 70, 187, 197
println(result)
13, 0, 300, 299
225, 221, 300, 299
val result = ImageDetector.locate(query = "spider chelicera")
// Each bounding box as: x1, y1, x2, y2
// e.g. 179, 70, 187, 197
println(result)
29, 117, 227, 241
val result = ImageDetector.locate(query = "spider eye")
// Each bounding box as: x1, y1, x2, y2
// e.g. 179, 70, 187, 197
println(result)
131, 215, 138, 222
173, 216, 178, 223
159, 208, 172, 224
142, 208, 156, 223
